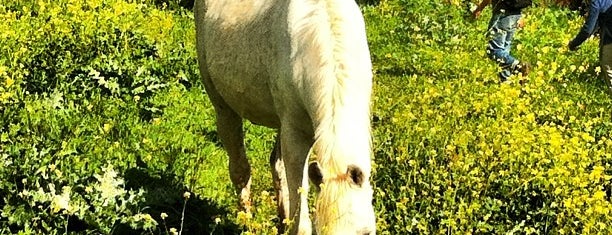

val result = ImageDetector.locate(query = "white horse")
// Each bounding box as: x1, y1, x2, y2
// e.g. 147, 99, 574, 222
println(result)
194, 0, 376, 234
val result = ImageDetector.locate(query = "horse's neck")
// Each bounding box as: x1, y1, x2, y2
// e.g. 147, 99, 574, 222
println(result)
289, 0, 373, 176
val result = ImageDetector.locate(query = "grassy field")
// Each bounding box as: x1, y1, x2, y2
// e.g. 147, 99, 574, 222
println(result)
1, 0, 612, 234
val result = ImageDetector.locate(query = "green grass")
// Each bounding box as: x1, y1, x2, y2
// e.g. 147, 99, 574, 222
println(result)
2, 0, 612, 234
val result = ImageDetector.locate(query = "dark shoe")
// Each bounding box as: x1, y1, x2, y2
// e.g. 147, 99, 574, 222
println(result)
498, 73, 511, 84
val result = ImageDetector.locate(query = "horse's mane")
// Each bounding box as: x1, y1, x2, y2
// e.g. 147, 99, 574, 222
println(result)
291, 0, 373, 179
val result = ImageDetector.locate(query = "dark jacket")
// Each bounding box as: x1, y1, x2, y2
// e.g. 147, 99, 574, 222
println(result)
493, 0, 532, 15
569, 0, 612, 48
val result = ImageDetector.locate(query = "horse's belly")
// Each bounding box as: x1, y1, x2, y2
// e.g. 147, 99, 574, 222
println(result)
211, 72, 280, 128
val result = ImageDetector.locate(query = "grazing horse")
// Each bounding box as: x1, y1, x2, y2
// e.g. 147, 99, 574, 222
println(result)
194, 0, 376, 234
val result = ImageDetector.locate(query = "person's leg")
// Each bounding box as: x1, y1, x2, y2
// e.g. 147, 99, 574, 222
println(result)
486, 12, 502, 32
599, 43, 612, 96
504, 14, 531, 78
502, 14, 519, 73
486, 13, 520, 81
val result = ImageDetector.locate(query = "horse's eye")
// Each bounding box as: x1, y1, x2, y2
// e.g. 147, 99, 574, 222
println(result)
347, 165, 364, 187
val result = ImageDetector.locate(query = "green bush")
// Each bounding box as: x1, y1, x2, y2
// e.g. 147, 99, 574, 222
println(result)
0, 0, 207, 233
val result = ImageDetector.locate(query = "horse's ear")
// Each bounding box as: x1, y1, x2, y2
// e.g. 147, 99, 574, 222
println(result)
308, 161, 323, 190
347, 164, 365, 187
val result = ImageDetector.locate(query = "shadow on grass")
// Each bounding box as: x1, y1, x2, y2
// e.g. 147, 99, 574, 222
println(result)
113, 167, 241, 235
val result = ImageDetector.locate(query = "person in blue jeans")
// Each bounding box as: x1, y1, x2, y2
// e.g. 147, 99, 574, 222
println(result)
473, 0, 532, 83
568, 0, 612, 96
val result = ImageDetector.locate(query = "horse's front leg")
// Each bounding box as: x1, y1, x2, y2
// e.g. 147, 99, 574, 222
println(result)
280, 125, 314, 235
270, 136, 290, 233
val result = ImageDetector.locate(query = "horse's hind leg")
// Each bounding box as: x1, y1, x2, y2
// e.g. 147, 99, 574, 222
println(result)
198, 73, 252, 211
216, 107, 252, 211
270, 136, 289, 232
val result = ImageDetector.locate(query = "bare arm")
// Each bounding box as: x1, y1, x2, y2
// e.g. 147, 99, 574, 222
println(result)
472, 0, 491, 18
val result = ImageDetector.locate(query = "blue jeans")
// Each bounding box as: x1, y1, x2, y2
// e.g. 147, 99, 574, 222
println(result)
486, 12, 522, 81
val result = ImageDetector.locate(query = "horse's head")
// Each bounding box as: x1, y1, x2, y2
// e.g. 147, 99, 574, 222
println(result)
308, 161, 376, 235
